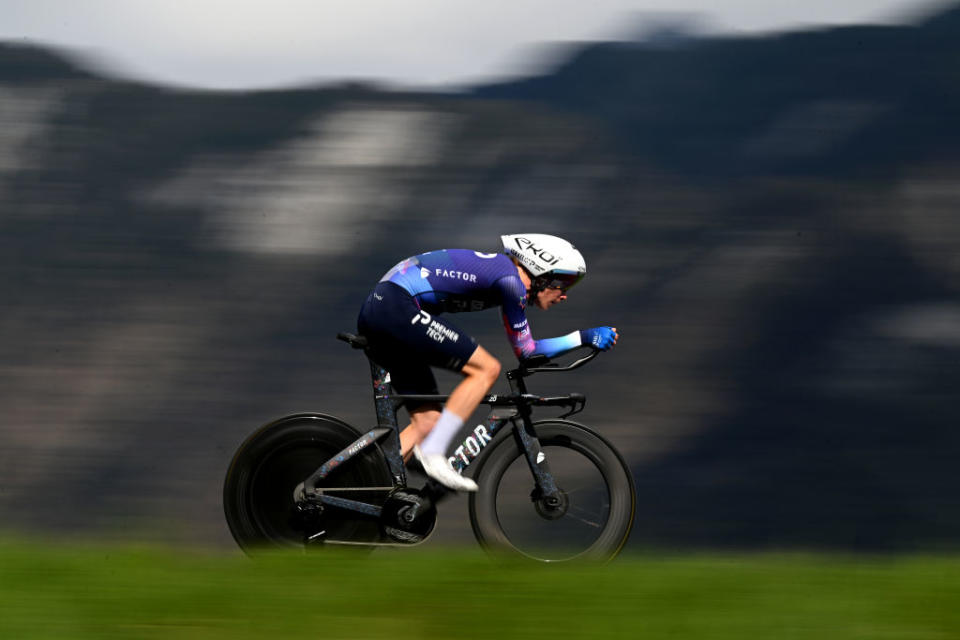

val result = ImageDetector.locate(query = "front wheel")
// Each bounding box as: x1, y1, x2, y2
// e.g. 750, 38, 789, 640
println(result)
468, 420, 635, 562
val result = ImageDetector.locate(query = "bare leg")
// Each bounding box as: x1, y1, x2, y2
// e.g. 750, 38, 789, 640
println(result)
399, 405, 441, 460
443, 345, 502, 423
399, 345, 501, 456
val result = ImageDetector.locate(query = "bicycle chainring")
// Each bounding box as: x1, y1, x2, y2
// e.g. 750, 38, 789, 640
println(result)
380, 488, 437, 544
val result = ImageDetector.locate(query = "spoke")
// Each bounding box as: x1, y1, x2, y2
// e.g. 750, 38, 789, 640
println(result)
559, 484, 606, 496
565, 504, 604, 528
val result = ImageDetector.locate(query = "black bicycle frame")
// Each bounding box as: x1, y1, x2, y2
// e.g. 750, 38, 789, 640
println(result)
298, 335, 595, 518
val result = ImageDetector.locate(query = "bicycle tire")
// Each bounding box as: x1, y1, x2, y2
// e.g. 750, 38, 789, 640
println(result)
223, 413, 393, 553
468, 420, 635, 562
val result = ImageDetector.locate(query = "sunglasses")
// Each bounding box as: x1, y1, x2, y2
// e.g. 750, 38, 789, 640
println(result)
540, 271, 584, 291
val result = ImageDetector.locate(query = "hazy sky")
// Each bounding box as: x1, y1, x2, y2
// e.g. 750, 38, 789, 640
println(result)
1, 0, 945, 89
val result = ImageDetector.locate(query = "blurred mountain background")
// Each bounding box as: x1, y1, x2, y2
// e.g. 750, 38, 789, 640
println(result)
2, 3, 959, 550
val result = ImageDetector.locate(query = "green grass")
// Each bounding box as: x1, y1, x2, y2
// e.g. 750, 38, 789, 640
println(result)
1, 539, 959, 639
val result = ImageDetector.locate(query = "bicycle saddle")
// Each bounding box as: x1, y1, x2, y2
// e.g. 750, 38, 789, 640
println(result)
337, 332, 369, 349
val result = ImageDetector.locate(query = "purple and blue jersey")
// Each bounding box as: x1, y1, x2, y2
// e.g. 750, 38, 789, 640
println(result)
380, 249, 581, 359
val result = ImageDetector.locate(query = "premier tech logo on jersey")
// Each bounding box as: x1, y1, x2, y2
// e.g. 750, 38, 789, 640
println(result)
411, 310, 460, 344
513, 236, 561, 268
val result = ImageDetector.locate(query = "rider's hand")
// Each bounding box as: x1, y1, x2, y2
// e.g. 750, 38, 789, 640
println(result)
580, 326, 619, 351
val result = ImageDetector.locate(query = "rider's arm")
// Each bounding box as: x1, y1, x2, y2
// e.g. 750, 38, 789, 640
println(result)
521, 330, 585, 359
497, 275, 585, 360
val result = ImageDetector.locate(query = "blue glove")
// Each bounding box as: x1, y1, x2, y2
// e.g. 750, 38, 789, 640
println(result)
580, 326, 618, 351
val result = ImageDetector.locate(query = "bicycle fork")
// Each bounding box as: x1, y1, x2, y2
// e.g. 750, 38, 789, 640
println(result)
505, 368, 565, 510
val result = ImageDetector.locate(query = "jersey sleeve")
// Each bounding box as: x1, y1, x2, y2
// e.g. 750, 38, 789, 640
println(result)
497, 275, 583, 359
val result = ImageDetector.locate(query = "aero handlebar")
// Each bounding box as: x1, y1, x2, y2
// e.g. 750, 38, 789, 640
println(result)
519, 348, 600, 376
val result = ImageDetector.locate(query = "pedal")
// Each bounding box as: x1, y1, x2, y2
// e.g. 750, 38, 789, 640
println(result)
420, 479, 450, 504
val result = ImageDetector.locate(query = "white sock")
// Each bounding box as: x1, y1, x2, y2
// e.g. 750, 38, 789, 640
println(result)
419, 409, 465, 456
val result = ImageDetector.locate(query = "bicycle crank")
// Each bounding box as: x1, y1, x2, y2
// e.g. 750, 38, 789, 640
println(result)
380, 488, 437, 544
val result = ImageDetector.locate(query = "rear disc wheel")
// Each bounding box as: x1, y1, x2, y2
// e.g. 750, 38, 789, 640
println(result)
223, 414, 392, 553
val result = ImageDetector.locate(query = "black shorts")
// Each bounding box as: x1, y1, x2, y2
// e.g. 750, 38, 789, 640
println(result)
357, 282, 478, 397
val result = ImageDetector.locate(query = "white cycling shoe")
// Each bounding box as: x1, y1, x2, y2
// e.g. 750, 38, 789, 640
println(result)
413, 446, 478, 492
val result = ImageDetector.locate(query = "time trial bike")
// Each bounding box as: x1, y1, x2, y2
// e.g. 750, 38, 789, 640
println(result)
223, 332, 636, 562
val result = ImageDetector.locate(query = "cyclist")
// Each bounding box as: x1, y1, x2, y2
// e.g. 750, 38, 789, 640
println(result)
357, 233, 618, 491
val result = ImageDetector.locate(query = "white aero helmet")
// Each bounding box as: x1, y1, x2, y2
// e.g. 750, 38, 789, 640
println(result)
501, 233, 586, 291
